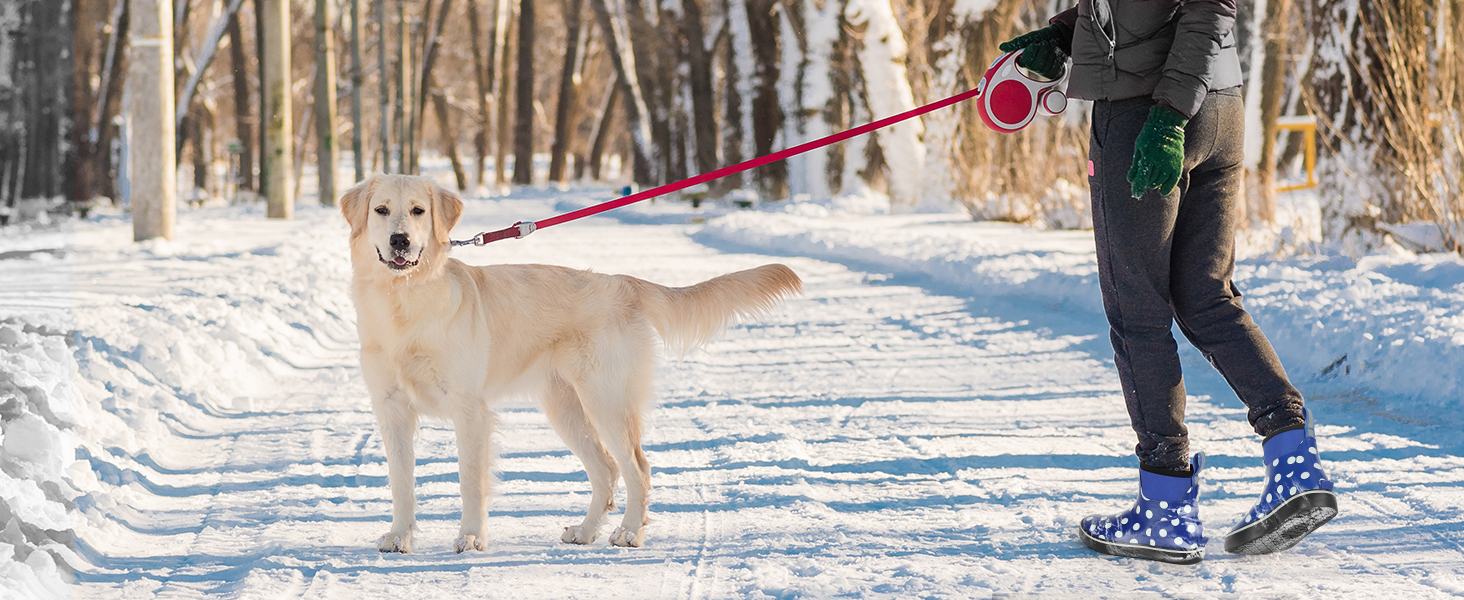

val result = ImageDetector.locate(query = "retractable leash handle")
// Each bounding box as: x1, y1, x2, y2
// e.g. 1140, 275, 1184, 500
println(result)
976, 49, 1071, 134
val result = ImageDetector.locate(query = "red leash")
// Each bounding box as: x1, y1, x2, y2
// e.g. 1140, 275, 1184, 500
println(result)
453, 84, 986, 247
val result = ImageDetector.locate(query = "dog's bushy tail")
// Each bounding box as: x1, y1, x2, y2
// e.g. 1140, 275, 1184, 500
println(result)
632, 264, 802, 354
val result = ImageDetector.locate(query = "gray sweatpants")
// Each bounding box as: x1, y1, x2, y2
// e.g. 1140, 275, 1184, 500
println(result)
1087, 87, 1305, 471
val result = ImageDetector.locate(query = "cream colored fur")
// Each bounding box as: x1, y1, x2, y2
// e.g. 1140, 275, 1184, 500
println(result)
340, 174, 801, 552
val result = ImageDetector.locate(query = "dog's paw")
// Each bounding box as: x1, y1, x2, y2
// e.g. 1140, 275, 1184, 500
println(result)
377, 530, 414, 553
608, 526, 644, 548
454, 533, 486, 553
561, 525, 597, 545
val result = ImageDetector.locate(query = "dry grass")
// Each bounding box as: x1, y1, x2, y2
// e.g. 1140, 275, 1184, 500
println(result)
1338, 0, 1464, 253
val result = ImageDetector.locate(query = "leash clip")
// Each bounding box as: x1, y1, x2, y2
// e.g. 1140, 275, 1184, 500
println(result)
514, 221, 537, 239
452, 232, 485, 247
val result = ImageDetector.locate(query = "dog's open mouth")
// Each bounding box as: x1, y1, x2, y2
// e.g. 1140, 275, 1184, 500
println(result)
377, 249, 420, 271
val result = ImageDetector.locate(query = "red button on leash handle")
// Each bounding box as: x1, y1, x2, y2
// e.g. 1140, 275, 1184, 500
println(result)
976, 49, 1070, 134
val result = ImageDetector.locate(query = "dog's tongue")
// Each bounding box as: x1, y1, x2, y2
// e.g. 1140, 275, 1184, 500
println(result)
393, 256, 407, 266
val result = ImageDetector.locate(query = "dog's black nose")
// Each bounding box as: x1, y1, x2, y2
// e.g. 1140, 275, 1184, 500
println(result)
389, 233, 410, 250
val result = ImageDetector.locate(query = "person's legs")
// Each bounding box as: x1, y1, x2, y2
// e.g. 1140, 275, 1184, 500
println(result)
1090, 97, 1195, 472
1166, 89, 1305, 438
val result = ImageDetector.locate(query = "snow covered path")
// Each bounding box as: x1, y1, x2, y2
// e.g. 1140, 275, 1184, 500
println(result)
5, 192, 1464, 597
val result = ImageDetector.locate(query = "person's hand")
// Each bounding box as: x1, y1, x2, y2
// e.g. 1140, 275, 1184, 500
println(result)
998, 25, 1068, 80
1127, 105, 1188, 198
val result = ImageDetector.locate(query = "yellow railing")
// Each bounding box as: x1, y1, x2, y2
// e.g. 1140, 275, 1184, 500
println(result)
1275, 115, 1318, 192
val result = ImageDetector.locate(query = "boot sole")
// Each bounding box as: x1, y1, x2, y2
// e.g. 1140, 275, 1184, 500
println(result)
1225, 490, 1339, 555
1077, 526, 1204, 565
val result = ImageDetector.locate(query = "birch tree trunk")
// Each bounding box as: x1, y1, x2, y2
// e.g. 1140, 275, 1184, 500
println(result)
682, 0, 719, 181
129, 0, 177, 240
548, 0, 585, 183
510, 0, 534, 184
263, 0, 293, 218
589, 0, 656, 183
315, 0, 340, 204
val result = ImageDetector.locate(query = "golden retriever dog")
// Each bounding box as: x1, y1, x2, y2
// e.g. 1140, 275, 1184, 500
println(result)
340, 174, 800, 552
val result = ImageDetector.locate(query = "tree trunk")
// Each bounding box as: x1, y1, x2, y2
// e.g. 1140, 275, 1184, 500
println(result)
588, 0, 656, 183
67, 0, 107, 208
191, 103, 212, 201
314, 0, 340, 204
681, 0, 718, 179
376, 0, 392, 172
494, 0, 516, 187
255, 0, 269, 196
745, 0, 784, 198
548, 0, 585, 183
467, 0, 493, 188
411, 0, 452, 172
16, 0, 71, 202
718, 0, 745, 192
263, 0, 294, 218
129, 0, 177, 240
349, 0, 365, 181
510, 0, 535, 185
394, 0, 410, 172
585, 77, 620, 180
431, 84, 468, 190
1254, 0, 1290, 224
95, 0, 132, 204
227, 8, 254, 191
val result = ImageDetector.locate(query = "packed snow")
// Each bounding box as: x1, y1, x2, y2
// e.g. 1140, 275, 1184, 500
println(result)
1, 186, 1462, 598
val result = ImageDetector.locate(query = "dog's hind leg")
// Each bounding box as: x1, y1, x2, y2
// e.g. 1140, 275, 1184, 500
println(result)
575, 349, 655, 548
452, 407, 496, 552
544, 375, 619, 545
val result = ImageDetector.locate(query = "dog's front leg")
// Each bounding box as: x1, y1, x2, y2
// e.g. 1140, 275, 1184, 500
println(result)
373, 393, 419, 553
452, 409, 496, 553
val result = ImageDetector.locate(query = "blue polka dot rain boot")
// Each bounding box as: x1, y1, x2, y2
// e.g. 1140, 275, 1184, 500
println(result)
1079, 453, 1207, 565
1225, 414, 1339, 555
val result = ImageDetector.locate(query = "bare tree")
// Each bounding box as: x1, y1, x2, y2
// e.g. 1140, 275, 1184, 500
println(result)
493, 0, 516, 188
226, 8, 254, 191
376, 0, 392, 172
430, 82, 469, 190
510, 0, 534, 184
263, 0, 294, 218
129, 0, 177, 239
315, 0, 340, 204
584, 75, 621, 180
681, 0, 718, 181
410, 0, 453, 172
588, 0, 656, 183
1254, 0, 1291, 224
548, 0, 586, 183
466, 0, 494, 188
349, 0, 365, 182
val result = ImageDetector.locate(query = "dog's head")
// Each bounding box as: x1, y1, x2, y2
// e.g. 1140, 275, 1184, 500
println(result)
340, 174, 463, 278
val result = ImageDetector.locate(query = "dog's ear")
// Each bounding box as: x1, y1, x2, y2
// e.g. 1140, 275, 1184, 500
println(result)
340, 176, 376, 238
432, 183, 464, 244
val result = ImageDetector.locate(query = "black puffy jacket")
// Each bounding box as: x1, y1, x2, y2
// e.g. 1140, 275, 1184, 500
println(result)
1050, 0, 1243, 119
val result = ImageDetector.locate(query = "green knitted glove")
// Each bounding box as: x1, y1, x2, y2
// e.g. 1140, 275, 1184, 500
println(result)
1127, 106, 1189, 198
998, 25, 1068, 81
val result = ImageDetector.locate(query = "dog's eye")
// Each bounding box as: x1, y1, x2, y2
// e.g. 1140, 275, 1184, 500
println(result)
410, 206, 425, 216
374, 206, 389, 216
